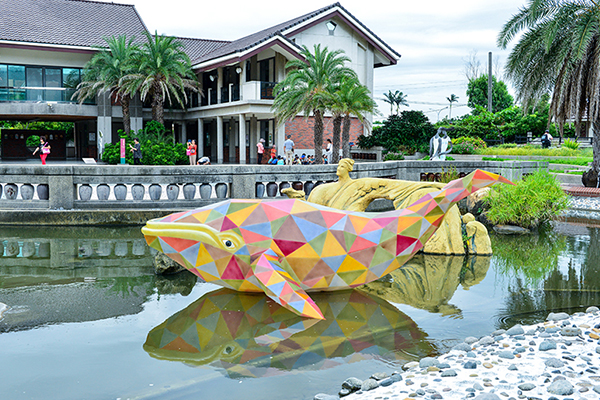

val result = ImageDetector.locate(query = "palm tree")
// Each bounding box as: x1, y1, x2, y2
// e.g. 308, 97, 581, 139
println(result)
383, 90, 397, 115
497, 0, 600, 182
382, 90, 408, 115
447, 94, 459, 119
272, 44, 356, 164
332, 77, 377, 159
73, 35, 139, 134
123, 31, 200, 125
394, 91, 409, 114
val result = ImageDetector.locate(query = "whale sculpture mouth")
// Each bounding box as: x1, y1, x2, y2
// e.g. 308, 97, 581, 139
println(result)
142, 219, 221, 249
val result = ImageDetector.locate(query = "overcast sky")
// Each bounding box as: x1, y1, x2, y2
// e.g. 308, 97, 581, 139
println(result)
128, 0, 527, 121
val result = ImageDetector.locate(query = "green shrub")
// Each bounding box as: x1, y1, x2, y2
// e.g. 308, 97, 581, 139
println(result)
439, 166, 459, 183
562, 138, 580, 150
496, 143, 517, 149
451, 136, 487, 154
383, 152, 405, 161
485, 170, 570, 229
101, 122, 187, 165
26, 135, 40, 147
357, 111, 435, 154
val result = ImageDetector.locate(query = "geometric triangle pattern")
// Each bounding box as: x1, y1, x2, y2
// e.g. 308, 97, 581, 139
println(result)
143, 288, 434, 378
142, 169, 512, 319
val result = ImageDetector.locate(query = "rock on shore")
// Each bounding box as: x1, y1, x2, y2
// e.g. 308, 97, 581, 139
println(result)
315, 306, 600, 400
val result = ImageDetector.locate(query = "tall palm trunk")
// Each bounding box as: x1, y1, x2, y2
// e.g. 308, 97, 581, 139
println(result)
331, 114, 342, 164
342, 113, 352, 159
121, 93, 131, 134
151, 82, 165, 125
593, 120, 600, 173
313, 109, 324, 164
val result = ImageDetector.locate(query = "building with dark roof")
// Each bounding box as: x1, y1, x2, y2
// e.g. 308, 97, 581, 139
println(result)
0, 0, 399, 163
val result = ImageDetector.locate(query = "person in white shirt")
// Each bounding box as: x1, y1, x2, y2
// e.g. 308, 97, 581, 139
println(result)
284, 135, 294, 166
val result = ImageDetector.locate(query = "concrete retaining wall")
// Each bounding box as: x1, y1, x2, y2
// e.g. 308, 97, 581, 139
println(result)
0, 160, 547, 225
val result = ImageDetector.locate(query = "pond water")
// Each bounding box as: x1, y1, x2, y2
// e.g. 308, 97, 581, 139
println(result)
0, 222, 599, 400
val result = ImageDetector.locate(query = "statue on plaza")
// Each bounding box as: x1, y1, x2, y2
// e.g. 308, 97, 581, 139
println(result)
429, 127, 453, 160
142, 165, 512, 319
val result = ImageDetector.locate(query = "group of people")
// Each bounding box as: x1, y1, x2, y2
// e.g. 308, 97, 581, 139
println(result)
186, 140, 210, 165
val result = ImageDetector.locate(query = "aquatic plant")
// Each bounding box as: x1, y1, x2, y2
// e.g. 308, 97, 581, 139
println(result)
485, 169, 569, 229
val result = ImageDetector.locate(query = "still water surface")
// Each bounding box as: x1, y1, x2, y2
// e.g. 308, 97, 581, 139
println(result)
0, 223, 598, 400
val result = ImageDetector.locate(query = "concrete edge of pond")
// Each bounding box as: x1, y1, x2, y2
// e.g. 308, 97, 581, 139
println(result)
0, 209, 179, 226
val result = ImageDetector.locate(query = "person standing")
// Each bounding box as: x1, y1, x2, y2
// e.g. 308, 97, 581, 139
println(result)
189, 139, 197, 165
284, 135, 294, 165
257, 138, 265, 164
325, 138, 333, 163
32, 136, 51, 165
129, 137, 142, 165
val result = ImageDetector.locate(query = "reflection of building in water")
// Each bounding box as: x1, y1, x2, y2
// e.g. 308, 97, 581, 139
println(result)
0, 226, 156, 275
144, 288, 434, 378
0, 226, 160, 333
361, 254, 491, 316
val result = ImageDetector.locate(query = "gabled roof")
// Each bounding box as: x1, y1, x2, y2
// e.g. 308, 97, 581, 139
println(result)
175, 37, 231, 63
0, 0, 148, 50
192, 2, 400, 70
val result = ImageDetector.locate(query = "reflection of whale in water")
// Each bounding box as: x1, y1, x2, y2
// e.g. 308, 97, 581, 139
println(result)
143, 288, 432, 378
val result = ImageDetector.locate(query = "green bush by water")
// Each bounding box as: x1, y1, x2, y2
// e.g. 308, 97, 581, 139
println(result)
485, 170, 570, 229
101, 121, 187, 165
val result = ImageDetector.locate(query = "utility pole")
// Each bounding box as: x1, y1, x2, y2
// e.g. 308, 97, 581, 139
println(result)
488, 52, 493, 112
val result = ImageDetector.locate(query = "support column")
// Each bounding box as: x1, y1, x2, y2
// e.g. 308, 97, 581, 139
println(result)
239, 113, 246, 164
249, 115, 258, 164
197, 118, 204, 156
217, 115, 224, 164
217, 67, 223, 104
181, 122, 187, 143
276, 120, 286, 156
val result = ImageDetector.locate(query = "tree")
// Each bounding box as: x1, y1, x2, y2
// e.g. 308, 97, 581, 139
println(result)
123, 31, 200, 125
497, 0, 600, 184
447, 94, 459, 119
329, 77, 378, 161
382, 90, 408, 115
272, 44, 356, 164
357, 110, 435, 154
74, 35, 140, 134
466, 74, 513, 113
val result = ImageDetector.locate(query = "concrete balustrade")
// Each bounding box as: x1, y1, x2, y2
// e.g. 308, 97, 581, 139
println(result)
0, 160, 547, 213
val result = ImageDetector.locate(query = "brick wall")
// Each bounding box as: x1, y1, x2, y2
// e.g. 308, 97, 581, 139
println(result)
284, 116, 364, 151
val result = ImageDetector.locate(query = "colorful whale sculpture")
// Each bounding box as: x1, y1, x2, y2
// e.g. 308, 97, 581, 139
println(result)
143, 288, 431, 378
142, 169, 512, 319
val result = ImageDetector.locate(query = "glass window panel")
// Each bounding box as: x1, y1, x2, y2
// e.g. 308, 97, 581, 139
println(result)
62, 68, 80, 88
45, 68, 62, 101
8, 65, 25, 87
45, 68, 61, 87
26, 67, 43, 101
0, 65, 7, 87
26, 67, 43, 87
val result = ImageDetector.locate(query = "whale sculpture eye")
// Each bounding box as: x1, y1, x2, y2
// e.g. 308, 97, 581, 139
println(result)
223, 239, 233, 248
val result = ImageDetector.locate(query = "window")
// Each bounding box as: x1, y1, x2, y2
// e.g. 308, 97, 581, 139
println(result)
45, 68, 62, 101
26, 67, 43, 101
0, 65, 7, 87
8, 65, 25, 87
327, 21, 337, 35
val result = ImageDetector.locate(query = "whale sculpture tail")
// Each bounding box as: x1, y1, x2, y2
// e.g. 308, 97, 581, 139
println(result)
395, 169, 513, 255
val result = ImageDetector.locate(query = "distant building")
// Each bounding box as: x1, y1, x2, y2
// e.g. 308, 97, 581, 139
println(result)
0, 0, 399, 162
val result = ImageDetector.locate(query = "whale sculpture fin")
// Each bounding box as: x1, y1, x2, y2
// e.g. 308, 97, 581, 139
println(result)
251, 250, 325, 320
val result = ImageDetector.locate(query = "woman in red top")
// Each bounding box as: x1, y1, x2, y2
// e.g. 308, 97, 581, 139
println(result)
32, 136, 51, 165
189, 139, 197, 165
